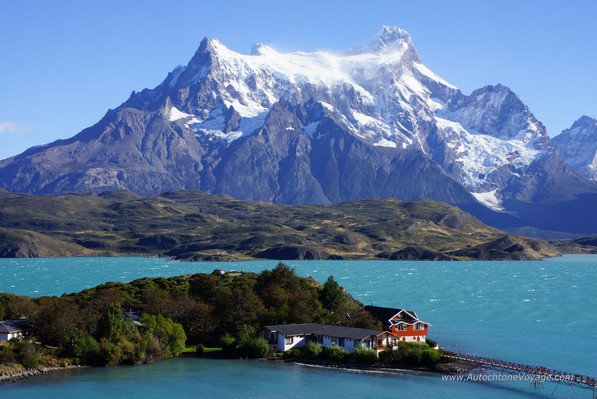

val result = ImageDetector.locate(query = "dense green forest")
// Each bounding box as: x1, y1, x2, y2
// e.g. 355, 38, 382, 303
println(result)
0, 263, 379, 368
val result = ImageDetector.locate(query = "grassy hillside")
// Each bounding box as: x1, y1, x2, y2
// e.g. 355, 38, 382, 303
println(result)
0, 190, 559, 260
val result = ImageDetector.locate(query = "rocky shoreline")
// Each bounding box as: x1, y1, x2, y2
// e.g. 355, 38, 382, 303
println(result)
285, 357, 480, 375
0, 365, 84, 383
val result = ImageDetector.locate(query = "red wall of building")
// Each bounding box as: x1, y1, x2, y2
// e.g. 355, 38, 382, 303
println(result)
390, 324, 427, 337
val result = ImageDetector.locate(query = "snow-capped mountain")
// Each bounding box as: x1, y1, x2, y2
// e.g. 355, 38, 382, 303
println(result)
553, 116, 597, 180
0, 26, 596, 234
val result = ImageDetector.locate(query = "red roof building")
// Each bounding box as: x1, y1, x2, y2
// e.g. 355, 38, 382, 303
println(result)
364, 305, 430, 344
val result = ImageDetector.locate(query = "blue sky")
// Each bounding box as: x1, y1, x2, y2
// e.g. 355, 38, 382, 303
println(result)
1, 0, 595, 160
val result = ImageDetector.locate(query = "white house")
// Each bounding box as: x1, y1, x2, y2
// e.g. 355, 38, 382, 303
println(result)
261, 323, 394, 353
0, 320, 29, 343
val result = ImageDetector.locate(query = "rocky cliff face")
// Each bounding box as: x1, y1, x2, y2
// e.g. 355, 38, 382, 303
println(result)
0, 26, 595, 235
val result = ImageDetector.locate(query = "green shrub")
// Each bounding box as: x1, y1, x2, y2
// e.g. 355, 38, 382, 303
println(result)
353, 347, 378, 364
0, 345, 16, 364
425, 338, 438, 348
378, 347, 396, 364
421, 348, 442, 366
305, 341, 322, 359
10, 340, 43, 369
401, 345, 422, 366
237, 337, 269, 358
379, 342, 442, 367
323, 345, 348, 362
282, 348, 301, 359
72, 334, 102, 366
99, 338, 122, 366
220, 333, 237, 357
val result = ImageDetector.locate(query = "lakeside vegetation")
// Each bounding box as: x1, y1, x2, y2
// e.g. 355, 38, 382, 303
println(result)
0, 263, 380, 371
279, 340, 441, 368
0, 190, 565, 261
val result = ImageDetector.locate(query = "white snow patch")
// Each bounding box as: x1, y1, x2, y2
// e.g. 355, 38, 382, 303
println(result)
413, 62, 456, 89
195, 130, 243, 143
373, 138, 398, 148
238, 112, 268, 136
285, 126, 295, 131
352, 111, 379, 126
169, 106, 194, 122
472, 190, 504, 212
435, 117, 541, 190
174, 36, 463, 149
303, 122, 320, 137
224, 100, 267, 118
319, 102, 334, 111
177, 36, 550, 164
194, 110, 225, 130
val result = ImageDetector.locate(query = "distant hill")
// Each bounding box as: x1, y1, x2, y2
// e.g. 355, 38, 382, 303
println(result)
0, 190, 559, 260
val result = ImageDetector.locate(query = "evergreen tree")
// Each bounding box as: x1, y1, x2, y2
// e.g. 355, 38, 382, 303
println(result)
320, 276, 344, 312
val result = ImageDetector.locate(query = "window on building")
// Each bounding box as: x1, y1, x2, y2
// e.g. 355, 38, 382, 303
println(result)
285, 336, 293, 345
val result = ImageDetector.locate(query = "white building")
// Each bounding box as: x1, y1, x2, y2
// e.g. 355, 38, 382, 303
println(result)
0, 320, 28, 343
261, 323, 395, 353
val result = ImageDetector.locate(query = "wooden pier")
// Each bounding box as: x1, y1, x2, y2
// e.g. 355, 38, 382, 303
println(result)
443, 352, 596, 397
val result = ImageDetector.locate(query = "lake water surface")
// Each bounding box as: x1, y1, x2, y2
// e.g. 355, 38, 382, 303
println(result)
0, 255, 595, 398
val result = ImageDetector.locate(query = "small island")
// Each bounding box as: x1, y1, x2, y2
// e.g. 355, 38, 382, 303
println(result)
0, 263, 458, 382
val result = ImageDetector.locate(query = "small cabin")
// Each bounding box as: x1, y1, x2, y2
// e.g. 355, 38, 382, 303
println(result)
0, 320, 31, 343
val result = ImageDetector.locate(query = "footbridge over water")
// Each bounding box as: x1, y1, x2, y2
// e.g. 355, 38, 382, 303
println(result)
443, 352, 596, 398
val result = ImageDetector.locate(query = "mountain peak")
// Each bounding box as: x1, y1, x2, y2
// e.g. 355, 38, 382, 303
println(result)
250, 42, 277, 56
571, 115, 597, 129
195, 37, 228, 55
372, 25, 412, 48
171, 37, 230, 89
553, 115, 597, 180
477, 83, 513, 95
351, 25, 414, 54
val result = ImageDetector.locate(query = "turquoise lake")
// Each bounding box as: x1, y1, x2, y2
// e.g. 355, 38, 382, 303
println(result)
0, 255, 595, 398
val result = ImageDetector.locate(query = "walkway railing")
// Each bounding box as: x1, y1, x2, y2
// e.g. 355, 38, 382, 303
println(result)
443, 351, 596, 394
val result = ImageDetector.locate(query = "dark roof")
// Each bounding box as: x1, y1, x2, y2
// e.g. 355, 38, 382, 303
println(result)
123, 311, 140, 320
264, 323, 383, 340
0, 320, 31, 334
123, 311, 144, 327
363, 305, 419, 326
264, 323, 322, 337
311, 324, 384, 340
